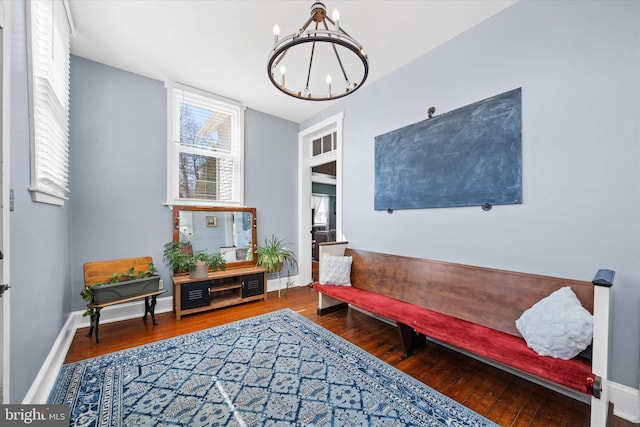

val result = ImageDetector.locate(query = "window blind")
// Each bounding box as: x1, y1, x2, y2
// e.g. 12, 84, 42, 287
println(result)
28, 0, 72, 205
169, 85, 243, 205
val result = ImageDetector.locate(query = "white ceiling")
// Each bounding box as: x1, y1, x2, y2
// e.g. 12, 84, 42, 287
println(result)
68, 0, 517, 123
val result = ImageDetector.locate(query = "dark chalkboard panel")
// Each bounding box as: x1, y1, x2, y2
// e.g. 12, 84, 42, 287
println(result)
374, 88, 522, 210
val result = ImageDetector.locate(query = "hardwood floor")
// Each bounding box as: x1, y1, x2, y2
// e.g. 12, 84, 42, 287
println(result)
65, 286, 633, 427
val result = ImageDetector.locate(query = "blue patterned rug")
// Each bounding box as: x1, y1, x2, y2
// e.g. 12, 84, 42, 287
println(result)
49, 309, 497, 426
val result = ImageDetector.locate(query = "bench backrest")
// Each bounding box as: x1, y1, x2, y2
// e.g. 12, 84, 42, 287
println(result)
83, 256, 155, 286
344, 248, 594, 337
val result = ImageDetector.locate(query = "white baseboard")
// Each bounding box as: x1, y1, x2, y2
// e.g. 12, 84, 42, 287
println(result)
610, 381, 640, 422
266, 274, 301, 293
23, 292, 640, 424
22, 312, 77, 404
22, 296, 173, 404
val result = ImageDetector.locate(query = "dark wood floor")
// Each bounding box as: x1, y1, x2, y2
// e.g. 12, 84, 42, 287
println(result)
66, 286, 633, 427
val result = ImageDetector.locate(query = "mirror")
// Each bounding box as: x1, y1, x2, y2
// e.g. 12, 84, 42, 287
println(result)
172, 206, 257, 269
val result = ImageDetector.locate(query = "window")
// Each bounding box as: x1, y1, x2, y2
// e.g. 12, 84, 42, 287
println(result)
27, 0, 72, 205
167, 84, 244, 206
312, 131, 336, 157
312, 194, 329, 229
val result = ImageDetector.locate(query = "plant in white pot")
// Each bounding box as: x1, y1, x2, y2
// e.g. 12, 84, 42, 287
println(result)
163, 241, 226, 279
256, 234, 297, 296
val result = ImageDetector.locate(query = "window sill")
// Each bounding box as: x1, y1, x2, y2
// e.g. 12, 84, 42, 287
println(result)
29, 188, 67, 206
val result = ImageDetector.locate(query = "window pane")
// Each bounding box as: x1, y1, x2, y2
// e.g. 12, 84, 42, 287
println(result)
322, 135, 332, 153
175, 91, 232, 153
179, 153, 217, 200
178, 152, 236, 202
312, 138, 322, 156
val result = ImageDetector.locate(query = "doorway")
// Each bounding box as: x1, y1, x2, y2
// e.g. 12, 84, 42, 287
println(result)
311, 162, 336, 281
297, 113, 343, 285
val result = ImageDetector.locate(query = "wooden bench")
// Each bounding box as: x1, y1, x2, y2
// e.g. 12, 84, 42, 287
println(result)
83, 256, 165, 343
313, 243, 613, 427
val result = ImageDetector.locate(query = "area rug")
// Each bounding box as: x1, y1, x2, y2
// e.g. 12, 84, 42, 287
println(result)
49, 309, 497, 426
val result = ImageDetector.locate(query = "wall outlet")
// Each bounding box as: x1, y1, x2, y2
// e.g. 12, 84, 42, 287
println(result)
159, 279, 164, 290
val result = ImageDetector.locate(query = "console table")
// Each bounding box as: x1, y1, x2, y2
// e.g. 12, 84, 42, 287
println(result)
172, 266, 267, 320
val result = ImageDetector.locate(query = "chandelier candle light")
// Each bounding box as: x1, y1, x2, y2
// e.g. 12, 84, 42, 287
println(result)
268, 2, 369, 101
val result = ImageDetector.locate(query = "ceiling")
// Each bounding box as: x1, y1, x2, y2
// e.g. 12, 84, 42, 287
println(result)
68, 0, 517, 124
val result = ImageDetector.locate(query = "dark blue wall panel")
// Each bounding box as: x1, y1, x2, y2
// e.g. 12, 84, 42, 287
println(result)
374, 88, 522, 210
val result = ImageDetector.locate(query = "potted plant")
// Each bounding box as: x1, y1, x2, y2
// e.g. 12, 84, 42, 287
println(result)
80, 263, 160, 315
256, 234, 297, 296
163, 241, 226, 279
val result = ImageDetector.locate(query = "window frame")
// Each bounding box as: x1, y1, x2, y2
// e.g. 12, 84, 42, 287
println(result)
166, 82, 245, 207
26, 0, 73, 206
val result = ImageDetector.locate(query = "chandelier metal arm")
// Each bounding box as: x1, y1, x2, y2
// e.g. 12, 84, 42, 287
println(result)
305, 21, 320, 92
267, 2, 369, 101
321, 19, 349, 85
298, 16, 314, 35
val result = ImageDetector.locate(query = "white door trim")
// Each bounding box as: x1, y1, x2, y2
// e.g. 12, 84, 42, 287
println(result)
297, 112, 344, 285
0, 0, 11, 403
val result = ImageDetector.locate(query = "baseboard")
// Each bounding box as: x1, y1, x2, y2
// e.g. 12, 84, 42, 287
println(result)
24, 293, 640, 424
22, 296, 173, 404
610, 381, 640, 422
22, 312, 77, 404
266, 274, 301, 293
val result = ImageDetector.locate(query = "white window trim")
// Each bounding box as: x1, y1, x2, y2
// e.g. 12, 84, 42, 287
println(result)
165, 82, 245, 207
26, 0, 74, 206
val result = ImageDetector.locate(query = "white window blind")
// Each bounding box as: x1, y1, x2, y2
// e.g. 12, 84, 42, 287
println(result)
27, 0, 72, 205
168, 84, 244, 206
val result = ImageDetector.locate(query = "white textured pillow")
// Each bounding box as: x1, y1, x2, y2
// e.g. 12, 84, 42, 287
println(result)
319, 254, 352, 286
515, 286, 593, 360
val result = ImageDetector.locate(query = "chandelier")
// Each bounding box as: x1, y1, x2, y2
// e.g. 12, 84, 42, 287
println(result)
268, 2, 369, 101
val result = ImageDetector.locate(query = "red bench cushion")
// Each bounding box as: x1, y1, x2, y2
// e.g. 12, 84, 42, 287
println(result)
314, 283, 594, 395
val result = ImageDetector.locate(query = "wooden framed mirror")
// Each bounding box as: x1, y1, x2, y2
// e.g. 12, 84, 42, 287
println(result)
172, 206, 257, 269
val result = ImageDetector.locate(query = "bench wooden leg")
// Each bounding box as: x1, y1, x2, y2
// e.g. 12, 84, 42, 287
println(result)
397, 322, 426, 357
317, 302, 348, 316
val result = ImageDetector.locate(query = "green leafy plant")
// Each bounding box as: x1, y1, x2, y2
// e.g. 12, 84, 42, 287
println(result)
80, 263, 159, 316
162, 241, 226, 274
192, 250, 226, 271
256, 235, 297, 296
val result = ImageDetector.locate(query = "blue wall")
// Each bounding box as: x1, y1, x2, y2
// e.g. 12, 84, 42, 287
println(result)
9, 0, 72, 401
244, 108, 299, 272
9, 50, 297, 400
302, 0, 640, 389
68, 57, 299, 312
69, 57, 172, 298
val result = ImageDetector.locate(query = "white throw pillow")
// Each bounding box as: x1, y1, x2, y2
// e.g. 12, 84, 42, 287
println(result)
515, 286, 593, 360
319, 254, 352, 286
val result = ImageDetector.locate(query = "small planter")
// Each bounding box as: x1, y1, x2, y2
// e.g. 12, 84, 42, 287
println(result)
190, 261, 209, 279
91, 275, 161, 305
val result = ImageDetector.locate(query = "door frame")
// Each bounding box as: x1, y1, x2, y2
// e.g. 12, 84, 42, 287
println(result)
297, 112, 344, 285
0, 0, 10, 403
